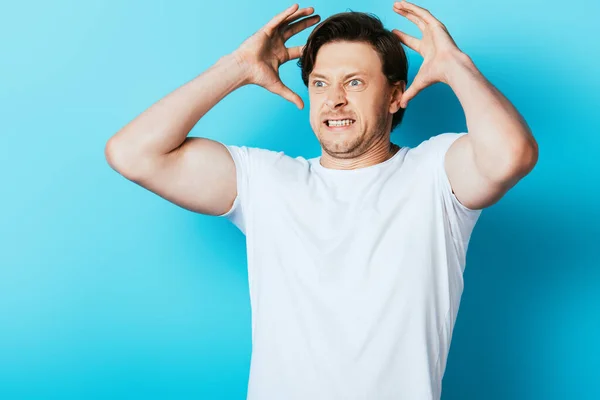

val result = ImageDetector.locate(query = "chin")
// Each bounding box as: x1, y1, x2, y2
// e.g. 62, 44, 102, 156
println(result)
320, 136, 365, 158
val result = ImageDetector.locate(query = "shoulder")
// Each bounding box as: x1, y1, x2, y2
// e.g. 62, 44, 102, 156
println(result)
223, 144, 312, 177
401, 132, 467, 173
408, 132, 467, 159
224, 144, 285, 163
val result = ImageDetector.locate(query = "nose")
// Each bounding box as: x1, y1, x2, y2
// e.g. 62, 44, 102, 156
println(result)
325, 86, 347, 110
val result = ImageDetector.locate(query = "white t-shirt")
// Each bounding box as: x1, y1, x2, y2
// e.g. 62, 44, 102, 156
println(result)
219, 132, 482, 400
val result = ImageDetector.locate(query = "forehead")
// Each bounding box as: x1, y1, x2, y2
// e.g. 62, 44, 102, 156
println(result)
311, 41, 383, 77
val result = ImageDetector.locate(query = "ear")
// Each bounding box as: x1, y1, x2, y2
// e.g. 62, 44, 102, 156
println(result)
389, 81, 406, 114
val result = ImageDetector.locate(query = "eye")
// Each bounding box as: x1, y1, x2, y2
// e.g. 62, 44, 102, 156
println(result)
349, 79, 363, 87
313, 80, 326, 88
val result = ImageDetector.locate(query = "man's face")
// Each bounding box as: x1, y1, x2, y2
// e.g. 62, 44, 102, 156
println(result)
308, 41, 401, 159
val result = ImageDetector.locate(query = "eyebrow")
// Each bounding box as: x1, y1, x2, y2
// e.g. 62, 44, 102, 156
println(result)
310, 71, 368, 81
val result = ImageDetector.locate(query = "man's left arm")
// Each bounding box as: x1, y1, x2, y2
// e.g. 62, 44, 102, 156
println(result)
392, 0, 539, 210
442, 53, 539, 210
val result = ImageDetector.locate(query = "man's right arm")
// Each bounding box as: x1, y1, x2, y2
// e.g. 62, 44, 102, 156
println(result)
105, 54, 248, 215
104, 4, 319, 216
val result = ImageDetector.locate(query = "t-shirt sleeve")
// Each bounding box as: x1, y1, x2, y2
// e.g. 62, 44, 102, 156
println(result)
217, 145, 250, 234
428, 132, 483, 258
216, 144, 283, 235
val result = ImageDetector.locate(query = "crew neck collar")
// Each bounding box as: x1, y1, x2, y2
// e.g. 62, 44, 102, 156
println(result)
312, 145, 408, 174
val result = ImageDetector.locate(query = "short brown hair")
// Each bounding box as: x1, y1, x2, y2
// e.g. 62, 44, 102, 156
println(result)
297, 11, 409, 131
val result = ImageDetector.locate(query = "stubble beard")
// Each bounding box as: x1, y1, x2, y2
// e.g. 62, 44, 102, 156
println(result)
319, 112, 390, 159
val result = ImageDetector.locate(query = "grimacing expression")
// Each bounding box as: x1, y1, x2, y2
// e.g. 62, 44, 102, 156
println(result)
308, 41, 402, 159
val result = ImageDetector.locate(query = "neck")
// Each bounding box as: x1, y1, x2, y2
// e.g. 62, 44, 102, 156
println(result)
319, 138, 400, 170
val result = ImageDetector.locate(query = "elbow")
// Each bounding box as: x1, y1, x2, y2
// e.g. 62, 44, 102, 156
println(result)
104, 137, 119, 170
515, 135, 539, 175
500, 136, 539, 181
105, 136, 127, 173
104, 136, 148, 180
526, 139, 539, 172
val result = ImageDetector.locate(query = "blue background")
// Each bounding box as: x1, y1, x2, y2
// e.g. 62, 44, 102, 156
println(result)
1, 0, 599, 398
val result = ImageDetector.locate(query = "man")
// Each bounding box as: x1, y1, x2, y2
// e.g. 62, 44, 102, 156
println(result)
105, 2, 538, 399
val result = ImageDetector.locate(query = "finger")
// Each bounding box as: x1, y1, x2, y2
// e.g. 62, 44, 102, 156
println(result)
283, 6, 317, 26
283, 14, 321, 41
394, 1, 438, 25
264, 4, 300, 34
266, 80, 304, 110
391, 29, 420, 52
287, 44, 305, 60
393, 5, 425, 30
400, 79, 425, 108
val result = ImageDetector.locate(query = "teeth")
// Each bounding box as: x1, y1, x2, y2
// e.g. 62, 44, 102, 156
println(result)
327, 119, 354, 127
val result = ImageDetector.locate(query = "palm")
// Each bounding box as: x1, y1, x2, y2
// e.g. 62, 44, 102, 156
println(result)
411, 32, 451, 88
392, 1, 463, 108
234, 5, 320, 109
239, 31, 289, 89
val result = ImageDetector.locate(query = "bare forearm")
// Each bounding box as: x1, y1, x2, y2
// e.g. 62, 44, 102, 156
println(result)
445, 53, 538, 179
106, 53, 248, 165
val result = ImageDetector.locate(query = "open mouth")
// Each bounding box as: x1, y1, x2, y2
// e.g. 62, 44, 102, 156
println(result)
323, 119, 356, 128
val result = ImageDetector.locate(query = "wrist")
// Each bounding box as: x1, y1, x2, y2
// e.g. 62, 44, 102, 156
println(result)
219, 52, 252, 88
442, 51, 478, 86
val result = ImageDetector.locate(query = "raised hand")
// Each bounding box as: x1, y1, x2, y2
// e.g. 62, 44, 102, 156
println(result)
234, 4, 320, 109
392, 1, 464, 108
